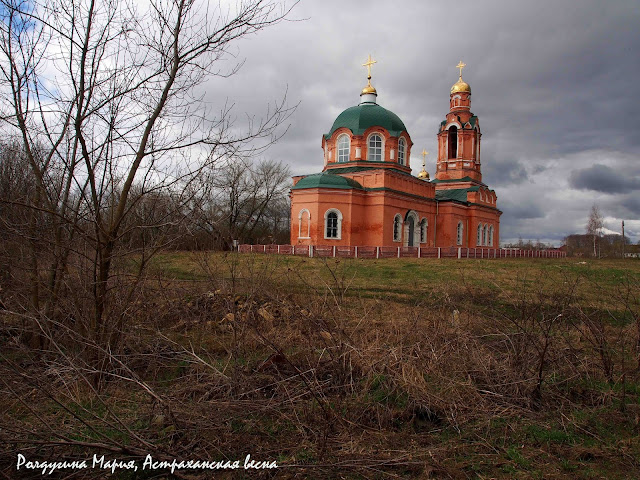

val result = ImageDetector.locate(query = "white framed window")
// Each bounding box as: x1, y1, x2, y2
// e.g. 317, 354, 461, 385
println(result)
482, 224, 487, 246
393, 214, 402, 242
298, 209, 310, 238
337, 134, 350, 163
457, 221, 463, 245
420, 218, 427, 244
368, 134, 383, 161
477, 224, 482, 246
398, 138, 406, 165
324, 209, 342, 240
488, 225, 494, 246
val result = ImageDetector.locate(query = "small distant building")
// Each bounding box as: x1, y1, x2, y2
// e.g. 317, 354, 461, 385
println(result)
290, 58, 502, 248
624, 245, 640, 258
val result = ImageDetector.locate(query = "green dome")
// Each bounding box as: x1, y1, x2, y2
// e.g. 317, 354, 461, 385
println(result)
292, 173, 364, 190
325, 103, 407, 139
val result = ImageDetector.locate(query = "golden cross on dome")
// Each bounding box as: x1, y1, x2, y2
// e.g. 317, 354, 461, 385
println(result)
362, 54, 377, 81
421, 149, 428, 165
456, 60, 466, 78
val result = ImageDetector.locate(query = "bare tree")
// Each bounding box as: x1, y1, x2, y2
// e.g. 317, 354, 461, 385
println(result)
194, 158, 291, 248
586, 204, 604, 258
0, 0, 296, 364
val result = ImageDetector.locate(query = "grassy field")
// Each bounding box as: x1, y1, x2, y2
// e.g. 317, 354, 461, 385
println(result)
2, 253, 640, 479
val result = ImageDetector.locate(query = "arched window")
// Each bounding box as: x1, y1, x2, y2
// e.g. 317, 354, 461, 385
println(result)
457, 221, 463, 246
477, 224, 482, 246
398, 138, 406, 165
368, 134, 383, 161
488, 225, 494, 246
483, 224, 488, 246
448, 126, 458, 159
420, 218, 427, 244
324, 209, 342, 240
337, 134, 350, 163
393, 214, 402, 242
298, 209, 310, 238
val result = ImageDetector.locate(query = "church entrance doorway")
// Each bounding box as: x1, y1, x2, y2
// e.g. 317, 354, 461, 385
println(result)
407, 217, 415, 247
404, 210, 419, 247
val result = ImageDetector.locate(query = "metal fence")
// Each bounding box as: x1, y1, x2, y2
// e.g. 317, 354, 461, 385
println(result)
237, 245, 566, 259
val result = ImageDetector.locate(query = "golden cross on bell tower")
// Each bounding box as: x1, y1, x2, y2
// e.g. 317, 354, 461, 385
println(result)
421, 149, 429, 168
456, 60, 466, 79
363, 54, 377, 84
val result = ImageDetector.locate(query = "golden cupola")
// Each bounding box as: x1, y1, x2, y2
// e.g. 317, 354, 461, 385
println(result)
450, 60, 471, 94
417, 169, 430, 180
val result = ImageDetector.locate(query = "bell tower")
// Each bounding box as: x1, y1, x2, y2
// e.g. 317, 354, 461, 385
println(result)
436, 61, 482, 184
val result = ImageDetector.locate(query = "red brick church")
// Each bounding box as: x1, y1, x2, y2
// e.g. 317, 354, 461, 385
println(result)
290, 58, 501, 248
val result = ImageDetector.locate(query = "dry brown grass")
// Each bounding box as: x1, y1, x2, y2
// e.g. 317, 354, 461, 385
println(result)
1, 253, 639, 479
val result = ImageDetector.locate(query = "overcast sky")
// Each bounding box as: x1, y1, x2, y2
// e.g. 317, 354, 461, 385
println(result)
205, 0, 640, 245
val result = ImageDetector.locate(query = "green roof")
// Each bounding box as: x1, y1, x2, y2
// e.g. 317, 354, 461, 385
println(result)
292, 173, 364, 190
325, 103, 407, 139
435, 188, 469, 203
430, 176, 476, 184
436, 187, 500, 211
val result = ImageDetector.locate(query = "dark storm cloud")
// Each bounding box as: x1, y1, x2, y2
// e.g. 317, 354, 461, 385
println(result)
482, 157, 529, 186
620, 196, 640, 216
569, 164, 640, 193
502, 202, 545, 221
597, 193, 640, 219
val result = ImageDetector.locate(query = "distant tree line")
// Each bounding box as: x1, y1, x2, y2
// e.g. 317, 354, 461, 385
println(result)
501, 238, 556, 250
563, 233, 632, 258
0, 140, 291, 253
191, 159, 291, 249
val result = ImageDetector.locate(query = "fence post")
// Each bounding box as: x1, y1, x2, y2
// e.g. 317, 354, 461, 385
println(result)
309, 245, 313, 258
458, 248, 461, 259
438, 247, 441, 259
333, 246, 336, 257
355, 246, 358, 258
376, 246, 380, 259
277, 245, 280, 254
